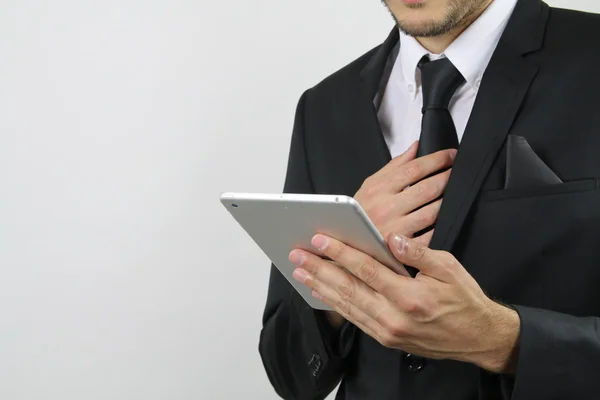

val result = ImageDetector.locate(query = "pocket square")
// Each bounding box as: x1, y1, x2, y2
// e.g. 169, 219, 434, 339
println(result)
505, 135, 563, 189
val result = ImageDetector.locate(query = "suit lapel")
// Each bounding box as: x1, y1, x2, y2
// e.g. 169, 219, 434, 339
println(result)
430, 0, 550, 252
343, 29, 399, 184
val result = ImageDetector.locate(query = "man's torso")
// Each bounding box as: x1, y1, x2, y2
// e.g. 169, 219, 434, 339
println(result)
299, 3, 600, 399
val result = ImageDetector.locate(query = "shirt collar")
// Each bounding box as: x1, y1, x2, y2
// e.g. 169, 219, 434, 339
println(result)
398, 0, 518, 92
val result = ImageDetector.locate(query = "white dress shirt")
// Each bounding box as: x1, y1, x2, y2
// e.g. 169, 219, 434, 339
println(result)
378, 0, 519, 158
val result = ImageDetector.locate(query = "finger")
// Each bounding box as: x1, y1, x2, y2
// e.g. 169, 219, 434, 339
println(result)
289, 249, 386, 320
375, 140, 419, 180
314, 291, 386, 346
311, 234, 408, 298
389, 149, 456, 193
395, 198, 442, 236
309, 282, 384, 341
314, 285, 409, 352
393, 169, 451, 215
413, 229, 435, 247
387, 233, 457, 283
296, 249, 413, 349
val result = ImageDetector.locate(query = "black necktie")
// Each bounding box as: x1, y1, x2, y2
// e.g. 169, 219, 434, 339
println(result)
416, 56, 465, 158
409, 57, 465, 252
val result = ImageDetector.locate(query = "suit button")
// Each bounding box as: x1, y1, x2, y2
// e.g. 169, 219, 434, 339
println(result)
308, 354, 322, 377
405, 353, 426, 372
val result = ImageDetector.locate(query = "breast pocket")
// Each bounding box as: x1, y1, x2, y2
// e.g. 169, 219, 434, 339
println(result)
460, 179, 600, 314
479, 178, 598, 203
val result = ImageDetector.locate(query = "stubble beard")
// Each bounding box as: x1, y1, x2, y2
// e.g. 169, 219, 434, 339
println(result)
382, 0, 485, 38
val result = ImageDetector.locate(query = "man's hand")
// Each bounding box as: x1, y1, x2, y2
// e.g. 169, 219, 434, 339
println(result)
322, 141, 457, 329
290, 234, 520, 374
354, 141, 456, 246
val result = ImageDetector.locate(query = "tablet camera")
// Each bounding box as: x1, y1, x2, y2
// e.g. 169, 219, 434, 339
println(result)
232, 204, 238, 208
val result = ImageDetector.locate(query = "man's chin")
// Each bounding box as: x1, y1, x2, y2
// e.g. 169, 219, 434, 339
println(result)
397, 20, 450, 38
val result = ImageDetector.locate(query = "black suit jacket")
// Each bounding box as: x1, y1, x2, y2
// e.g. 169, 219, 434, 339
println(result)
259, 1, 600, 399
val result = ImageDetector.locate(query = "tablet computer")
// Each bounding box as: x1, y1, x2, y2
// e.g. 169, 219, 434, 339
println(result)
220, 192, 409, 310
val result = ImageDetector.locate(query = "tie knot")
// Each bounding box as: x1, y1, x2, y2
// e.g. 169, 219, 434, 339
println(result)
419, 56, 465, 113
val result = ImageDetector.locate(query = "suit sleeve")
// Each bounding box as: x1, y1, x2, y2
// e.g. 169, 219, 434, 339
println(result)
258, 90, 356, 400
497, 306, 600, 399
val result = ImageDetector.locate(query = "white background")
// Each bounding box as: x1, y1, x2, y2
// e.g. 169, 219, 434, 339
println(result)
0, 1, 598, 399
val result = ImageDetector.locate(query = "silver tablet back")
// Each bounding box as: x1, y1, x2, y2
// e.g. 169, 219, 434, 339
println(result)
220, 192, 408, 310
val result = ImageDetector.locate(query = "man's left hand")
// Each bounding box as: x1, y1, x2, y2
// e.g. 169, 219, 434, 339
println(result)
289, 233, 520, 374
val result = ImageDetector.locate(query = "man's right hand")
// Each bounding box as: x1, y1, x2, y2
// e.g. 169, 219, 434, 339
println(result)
355, 141, 456, 245
322, 141, 457, 329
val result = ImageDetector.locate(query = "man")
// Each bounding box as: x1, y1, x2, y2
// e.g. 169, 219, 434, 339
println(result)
259, 0, 600, 399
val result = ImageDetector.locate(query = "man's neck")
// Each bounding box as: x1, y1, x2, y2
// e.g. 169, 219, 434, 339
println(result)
416, 0, 494, 54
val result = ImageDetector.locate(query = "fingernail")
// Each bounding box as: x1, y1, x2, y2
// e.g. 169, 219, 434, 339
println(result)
289, 251, 305, 265
311, 235, 328, 251
293, 268, 310, 283
450, 149, 458, 160
394, 234, 408, 255
312, 290, 324, 301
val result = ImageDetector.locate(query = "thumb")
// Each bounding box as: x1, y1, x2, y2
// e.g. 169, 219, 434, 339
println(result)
387, 233, 456, 283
